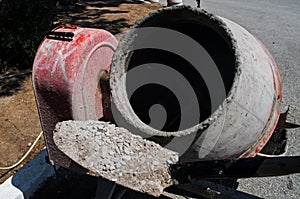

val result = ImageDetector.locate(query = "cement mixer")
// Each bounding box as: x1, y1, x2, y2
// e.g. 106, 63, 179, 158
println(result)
32, 6, 300, 198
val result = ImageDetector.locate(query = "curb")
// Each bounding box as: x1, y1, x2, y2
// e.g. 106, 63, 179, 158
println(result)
0, 149, 56, 199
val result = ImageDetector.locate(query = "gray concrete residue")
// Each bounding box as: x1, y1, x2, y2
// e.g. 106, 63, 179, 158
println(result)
110, 5, 239, 138
110, 5, 282, 161
53, 120, 179, 197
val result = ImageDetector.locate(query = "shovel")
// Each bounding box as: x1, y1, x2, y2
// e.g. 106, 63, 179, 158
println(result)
53, 121, 300, 197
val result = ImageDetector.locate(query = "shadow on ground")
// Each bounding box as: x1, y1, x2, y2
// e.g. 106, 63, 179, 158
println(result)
0, 70, 32, 97
31, 168, 174, 199
56, 0, 145, 35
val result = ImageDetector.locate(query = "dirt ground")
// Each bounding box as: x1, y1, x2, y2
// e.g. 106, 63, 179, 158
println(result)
0, 0, 162, 184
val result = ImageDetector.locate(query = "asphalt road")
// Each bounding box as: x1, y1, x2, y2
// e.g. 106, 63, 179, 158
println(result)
178, 0, 300, 198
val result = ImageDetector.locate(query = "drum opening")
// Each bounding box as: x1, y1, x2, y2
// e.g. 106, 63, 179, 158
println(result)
125, 8, 236, 132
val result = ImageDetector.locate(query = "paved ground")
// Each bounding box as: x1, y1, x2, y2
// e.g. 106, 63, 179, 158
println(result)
179, 0, 300, 198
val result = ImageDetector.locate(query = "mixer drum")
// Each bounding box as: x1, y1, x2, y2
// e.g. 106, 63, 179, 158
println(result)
110, 6, 282, 162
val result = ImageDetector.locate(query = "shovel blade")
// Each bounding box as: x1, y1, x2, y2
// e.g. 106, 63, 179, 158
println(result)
53, 120, 178, 197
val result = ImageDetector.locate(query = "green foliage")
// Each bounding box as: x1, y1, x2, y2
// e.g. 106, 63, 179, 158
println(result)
0, 0, 57, 72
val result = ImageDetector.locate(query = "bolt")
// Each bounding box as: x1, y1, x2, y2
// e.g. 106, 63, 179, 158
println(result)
219, 169, 223, 175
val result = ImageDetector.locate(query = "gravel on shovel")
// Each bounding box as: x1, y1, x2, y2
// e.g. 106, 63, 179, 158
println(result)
53, 120, 179, 197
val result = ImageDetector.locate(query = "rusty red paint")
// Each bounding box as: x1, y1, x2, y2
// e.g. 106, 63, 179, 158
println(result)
32, 26, 118, 168
64, 24, 78, 29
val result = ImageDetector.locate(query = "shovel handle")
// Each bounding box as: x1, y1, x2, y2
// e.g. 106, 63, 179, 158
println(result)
171, 156, 300, 182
